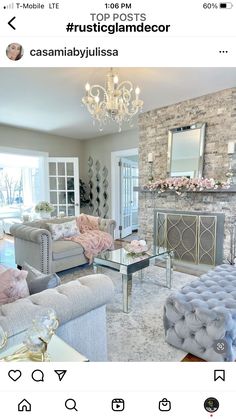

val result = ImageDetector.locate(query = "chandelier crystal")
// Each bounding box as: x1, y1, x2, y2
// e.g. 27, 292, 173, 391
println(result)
82, 68, 144, 131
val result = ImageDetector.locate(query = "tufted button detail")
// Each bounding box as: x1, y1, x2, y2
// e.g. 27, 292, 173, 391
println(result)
164, 263, 236, 361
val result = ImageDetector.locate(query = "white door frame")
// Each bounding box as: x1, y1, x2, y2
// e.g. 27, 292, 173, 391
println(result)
111, 148, 138, 239
48, 157, 80, 216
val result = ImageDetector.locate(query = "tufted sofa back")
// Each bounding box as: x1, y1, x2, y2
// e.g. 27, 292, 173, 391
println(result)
25, 216, 76, 231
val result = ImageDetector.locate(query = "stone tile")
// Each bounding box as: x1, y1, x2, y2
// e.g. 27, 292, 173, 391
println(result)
138, 88, 236, 261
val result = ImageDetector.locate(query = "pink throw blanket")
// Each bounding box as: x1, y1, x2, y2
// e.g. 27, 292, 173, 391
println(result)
76, 214, 99, 233
66, 230, 114, 264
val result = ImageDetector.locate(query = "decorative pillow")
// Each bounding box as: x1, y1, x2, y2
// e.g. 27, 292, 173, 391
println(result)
0, 265, 29, 305
46, 219, 79, 240
0, 265, 7, 274
22, 262, 61, 295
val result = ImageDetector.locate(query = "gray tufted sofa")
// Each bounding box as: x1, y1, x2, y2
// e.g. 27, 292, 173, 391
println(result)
0, 274, 114, 361
164, 264, 236, 361
10, 216, 116, 274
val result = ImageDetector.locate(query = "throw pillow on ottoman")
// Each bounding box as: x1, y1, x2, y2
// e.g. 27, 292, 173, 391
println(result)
164, 264, 236, 362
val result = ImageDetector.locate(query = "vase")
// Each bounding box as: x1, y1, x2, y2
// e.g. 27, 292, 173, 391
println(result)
39, 212, 51, 219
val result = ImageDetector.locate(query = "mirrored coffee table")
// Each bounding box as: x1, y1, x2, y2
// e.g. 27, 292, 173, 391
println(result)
94, 247, 173, 313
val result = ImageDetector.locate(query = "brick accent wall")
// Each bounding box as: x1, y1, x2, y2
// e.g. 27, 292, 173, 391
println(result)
138, 87, 236, 262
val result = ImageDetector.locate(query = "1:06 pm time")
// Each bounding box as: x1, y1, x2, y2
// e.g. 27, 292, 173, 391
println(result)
105, 3, 132, 8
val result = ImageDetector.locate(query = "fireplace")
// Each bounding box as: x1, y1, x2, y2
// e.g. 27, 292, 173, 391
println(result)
153, 209, 225, 266
138, 87, 236, 265
138, 188, 236, 265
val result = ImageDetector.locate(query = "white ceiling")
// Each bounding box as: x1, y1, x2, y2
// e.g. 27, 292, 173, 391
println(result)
0, 68, 235, 140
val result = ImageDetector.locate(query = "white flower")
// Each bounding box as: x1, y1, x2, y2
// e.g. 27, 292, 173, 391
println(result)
35, 201, 54, 213
139, 240, 146, 246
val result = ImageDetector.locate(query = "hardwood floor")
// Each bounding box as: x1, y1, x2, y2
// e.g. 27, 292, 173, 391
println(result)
119, 231, 139, 242
181, 354, 206, 362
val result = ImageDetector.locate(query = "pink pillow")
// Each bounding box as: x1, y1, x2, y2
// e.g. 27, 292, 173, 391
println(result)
0, 265, 7, 273
0, 266, 29, 305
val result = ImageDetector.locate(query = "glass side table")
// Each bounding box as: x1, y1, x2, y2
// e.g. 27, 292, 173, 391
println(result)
94, 247, 173, 314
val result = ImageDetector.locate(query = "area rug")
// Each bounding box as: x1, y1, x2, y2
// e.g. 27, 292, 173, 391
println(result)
59, 264, 197, 362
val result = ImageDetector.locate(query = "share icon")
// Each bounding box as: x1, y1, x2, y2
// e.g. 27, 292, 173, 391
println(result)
54, 370, 67, 382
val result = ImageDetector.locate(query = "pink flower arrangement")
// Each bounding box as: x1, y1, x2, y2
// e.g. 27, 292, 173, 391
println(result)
143, 177, 229, 195
124, 240, 149, 255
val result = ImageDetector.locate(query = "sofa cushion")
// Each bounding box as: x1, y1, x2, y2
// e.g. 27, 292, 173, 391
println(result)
22, 262, 61, 295
46, 219, 79, 240
0, 265, 29, 305
52, 240, 84, 260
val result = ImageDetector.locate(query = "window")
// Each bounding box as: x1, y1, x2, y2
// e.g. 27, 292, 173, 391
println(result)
0, 152, 47, 218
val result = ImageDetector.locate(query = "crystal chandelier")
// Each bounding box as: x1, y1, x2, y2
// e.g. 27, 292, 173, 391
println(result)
82, 68, 143, 131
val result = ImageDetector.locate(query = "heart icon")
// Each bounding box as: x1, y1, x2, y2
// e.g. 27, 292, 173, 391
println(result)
8, 369, 22, 382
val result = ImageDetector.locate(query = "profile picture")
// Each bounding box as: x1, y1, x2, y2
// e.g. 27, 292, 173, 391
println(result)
6, 43, 24, 61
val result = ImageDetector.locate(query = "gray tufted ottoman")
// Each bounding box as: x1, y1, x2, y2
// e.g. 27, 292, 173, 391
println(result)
164, 264, 236, 361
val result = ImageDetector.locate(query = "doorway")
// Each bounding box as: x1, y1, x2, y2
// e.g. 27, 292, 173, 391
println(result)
48, 157, 80, 217
111, 148, 138, 239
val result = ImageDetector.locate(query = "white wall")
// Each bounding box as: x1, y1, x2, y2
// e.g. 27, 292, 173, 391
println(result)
0, 124, 139, 219
0, 124, 83, 157
80, 129, 139, 218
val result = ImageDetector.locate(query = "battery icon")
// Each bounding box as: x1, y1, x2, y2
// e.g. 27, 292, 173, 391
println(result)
219, 2, 233, 8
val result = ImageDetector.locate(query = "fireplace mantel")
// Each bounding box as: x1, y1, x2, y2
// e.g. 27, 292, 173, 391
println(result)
135, 186, 236, 194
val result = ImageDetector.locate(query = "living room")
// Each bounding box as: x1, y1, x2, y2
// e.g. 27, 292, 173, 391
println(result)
1, 67, 236, 362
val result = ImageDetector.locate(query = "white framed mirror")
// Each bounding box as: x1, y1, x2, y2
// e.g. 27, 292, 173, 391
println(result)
167, 123, 206, 178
